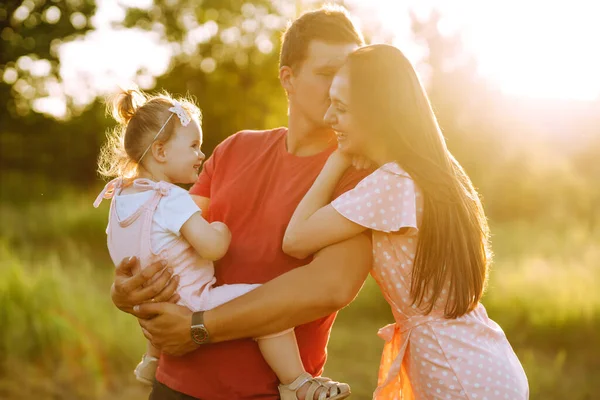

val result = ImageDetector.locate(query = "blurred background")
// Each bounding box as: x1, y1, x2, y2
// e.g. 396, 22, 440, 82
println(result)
1, 0, 599, 398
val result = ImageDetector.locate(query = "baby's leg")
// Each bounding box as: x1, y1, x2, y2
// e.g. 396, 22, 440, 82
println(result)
257, 330, 304, 384
184, 282, 350, 398
258, 331, 350, 400
133, 338, 160, 385
147, 340, 160, 359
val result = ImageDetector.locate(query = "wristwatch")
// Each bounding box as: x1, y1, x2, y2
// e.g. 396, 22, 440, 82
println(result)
191, 311, 210, 345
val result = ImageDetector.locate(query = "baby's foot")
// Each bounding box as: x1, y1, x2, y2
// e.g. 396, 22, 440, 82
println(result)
134, 353, 158, 386
279, 372, 351, 400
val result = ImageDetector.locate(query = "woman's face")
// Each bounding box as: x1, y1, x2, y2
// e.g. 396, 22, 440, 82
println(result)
324, 67, 371, 157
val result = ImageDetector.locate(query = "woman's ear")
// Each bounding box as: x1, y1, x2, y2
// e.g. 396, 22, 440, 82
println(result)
279, 66, 294, 96
151, 141, 168, 163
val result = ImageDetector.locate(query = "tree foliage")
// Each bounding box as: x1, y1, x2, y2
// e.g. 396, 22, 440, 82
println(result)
119, 0, 290, 152
0, 0, 95, 120
0, 1, 598, 226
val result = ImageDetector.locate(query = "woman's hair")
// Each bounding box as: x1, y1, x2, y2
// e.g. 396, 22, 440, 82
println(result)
346, 44, 491, 318
98, 88, 201, 179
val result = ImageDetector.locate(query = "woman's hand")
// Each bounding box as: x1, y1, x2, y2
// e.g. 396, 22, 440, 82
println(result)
111, 256, 180, 316
330, 149, 373, 171
351, 155, 373, 171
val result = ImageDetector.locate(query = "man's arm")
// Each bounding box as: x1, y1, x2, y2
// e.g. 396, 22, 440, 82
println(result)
207, 233, 372, 341
135, 233, 371, 355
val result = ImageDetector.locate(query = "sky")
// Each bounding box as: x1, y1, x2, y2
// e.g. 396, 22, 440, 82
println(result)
46, 0, 600, 116
354, 0, 600, 101
56, 0, 170, 113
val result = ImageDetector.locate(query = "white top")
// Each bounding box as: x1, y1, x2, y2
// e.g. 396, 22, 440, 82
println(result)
114, 185, 201, 252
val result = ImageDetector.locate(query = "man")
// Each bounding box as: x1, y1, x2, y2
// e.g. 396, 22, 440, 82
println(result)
111, 6, 372, 399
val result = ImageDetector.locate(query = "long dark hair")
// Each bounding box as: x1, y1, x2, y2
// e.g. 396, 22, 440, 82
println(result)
347, 44, 491, 318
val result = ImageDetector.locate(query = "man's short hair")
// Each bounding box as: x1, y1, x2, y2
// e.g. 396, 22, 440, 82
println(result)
279, 4, 365, 70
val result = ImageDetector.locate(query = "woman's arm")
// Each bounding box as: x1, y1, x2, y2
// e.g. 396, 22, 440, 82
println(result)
283, 151, 368, 259
180, 213, 231, 261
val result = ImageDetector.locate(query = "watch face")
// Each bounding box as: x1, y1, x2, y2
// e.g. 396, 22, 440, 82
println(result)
191, 325, 209, 344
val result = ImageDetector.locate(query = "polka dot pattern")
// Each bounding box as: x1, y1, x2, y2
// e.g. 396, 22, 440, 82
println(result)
333, 163, 529, 400
332, 163, 419, 234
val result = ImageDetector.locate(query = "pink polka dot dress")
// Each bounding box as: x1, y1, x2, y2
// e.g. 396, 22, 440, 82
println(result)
332, 163, 529, 400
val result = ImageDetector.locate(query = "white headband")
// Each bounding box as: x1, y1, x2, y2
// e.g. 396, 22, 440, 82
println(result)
137, 100, 191, 163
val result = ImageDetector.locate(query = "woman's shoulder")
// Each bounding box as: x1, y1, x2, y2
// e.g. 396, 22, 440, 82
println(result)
333, 161, 421, 234
378, 162, 411, 179
357, 162, 413, 190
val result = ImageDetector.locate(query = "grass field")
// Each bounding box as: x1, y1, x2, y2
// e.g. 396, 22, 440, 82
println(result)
0, 187, 598, 399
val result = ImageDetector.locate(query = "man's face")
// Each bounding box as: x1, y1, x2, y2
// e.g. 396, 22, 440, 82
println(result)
288, 41, 359, 129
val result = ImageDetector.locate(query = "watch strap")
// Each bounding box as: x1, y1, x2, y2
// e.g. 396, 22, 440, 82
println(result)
192, 311, 205, 326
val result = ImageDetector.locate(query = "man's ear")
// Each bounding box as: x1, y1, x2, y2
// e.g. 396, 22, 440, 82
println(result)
151, 141, 168, 163
279, 66, 294, 96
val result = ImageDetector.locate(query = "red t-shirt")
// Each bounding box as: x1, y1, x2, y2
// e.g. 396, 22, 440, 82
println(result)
156, 127, 367, 399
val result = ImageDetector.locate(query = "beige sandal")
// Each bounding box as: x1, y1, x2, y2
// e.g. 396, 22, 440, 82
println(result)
134, 353, 158, 386
278, 372, 351, 400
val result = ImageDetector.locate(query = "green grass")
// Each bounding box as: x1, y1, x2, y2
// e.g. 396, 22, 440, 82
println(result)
1, 191, 599, 399
0, 240, 149, 399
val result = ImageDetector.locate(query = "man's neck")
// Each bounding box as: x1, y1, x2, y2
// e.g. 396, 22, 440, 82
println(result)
286, 111, 336, 157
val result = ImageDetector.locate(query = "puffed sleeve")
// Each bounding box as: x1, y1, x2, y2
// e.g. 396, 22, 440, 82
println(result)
331, 163, 420, 234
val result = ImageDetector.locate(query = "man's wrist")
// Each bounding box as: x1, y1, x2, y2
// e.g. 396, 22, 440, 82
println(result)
191, 311, 211, 344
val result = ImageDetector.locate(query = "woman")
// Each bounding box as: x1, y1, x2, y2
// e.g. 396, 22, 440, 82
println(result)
283, 44, 529, 400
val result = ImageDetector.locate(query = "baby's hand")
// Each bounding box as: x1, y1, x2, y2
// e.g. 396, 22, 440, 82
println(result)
210, 221, 230, 237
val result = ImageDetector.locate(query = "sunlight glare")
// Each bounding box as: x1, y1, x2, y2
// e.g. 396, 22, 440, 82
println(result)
355, 0, 600, 101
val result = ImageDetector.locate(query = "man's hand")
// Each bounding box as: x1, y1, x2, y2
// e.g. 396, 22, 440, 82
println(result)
111, 256, 180, 315
135, 302, 200, 356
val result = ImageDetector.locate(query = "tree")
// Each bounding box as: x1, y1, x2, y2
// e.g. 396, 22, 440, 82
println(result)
0, 0, 96, 121
0, 1, 103, 186
408, 10, 508, 194
0, 0, 292, 184
119, 0, 291, 153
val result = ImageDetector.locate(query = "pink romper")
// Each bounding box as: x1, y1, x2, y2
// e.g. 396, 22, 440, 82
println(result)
94, 178, 260, 311
332, 163, 529, 400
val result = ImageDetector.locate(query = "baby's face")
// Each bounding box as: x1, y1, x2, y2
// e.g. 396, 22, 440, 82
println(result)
162, 119, 205, 184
